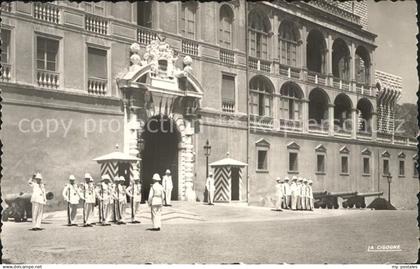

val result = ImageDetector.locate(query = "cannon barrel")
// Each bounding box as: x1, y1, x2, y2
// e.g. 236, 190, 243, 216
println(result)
4, 193, 32, 205
356, 192, 383, 197
328, 191, 358, 198
313, 191, 328, 198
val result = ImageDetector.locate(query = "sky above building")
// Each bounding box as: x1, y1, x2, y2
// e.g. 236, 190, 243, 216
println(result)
367, 0, 417, 104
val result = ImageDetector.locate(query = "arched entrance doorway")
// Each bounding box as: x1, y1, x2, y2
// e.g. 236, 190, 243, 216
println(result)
140, 115, 181, 201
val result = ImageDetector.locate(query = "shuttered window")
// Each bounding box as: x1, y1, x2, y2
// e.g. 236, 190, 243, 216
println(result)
88, 47, 107, 79
1, 29, 10, 63
221, 74, 235, 103
181, 2, 197, 39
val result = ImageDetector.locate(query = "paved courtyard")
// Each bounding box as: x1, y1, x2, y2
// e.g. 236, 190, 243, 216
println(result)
2, 202, 417, 264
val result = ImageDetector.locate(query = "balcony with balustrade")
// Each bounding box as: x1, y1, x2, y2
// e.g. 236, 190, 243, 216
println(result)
250, 115, 273, 130
307, 71, 327, 86
249, 57, 271, 73
87, 77, 107, 95
220, 49, 234, 65
279, 64, 300, 80
221, 100, 235, 113
1, 2, 12, 13
85, 14, 108, 35
33, 2, 60, 24
279, 119, 302, 132
1, 63, 12, 82
332, 77, 350, 92
137, 26, 158, 45
182, 39, 199, 56
36, 70, 60, 89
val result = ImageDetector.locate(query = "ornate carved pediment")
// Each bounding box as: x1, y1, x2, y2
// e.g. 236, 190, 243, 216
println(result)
118, 36, 204, 118
398, 152, 406, 159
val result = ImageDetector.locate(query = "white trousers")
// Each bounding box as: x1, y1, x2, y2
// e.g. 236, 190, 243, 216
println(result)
84, 203, 94, 224
116, 201, 126, 221
151, 205, 162, 229
291, 194, 297, 210
164, 189, 172, 205
32, 202, 44, 228
208, 189, 214, 204
104, 202, 113, 223
69, 204, 78, 224
301, 196, 306, 210
130, 201, 141, 221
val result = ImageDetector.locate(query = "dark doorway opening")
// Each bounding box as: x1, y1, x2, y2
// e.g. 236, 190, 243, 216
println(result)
141, 115, 180, 202
231, 167, 240, 201
118, 162, 131, 187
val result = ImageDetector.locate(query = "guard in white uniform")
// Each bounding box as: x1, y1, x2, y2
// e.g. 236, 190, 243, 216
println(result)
301, 178, 307, 210
290, 176, 298, 210
296, 177, 303, 210
126, 175, 142, 223
62, 175, 82, 226
148, 173, 164, 231
308, 180, 314, 210
304, 179, 310, 210
113, 176, 127, 224
28, 172, 47, 230
205, 172, 215, 205
80, 173, 95, 226
96, 175, 113, 225
275, 177, 283, 211
283, 177, 291, 209
162, 169, 173, 206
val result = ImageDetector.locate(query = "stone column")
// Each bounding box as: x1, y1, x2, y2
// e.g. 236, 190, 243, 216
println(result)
351, 108, 358, 139
183, 119, 196, 201
300, 25, 307, 70
349, 42, 356, 91
328, 103, 334, 136
123, 99, 130, 154
371, 111, 377, 139
326, 34, 333, 86
302, 99, 309, 132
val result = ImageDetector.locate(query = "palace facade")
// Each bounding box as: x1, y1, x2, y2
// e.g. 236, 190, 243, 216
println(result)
1, 1, 417, 210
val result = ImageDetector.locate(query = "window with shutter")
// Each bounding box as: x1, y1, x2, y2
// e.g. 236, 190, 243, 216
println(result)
88, 47, 107, 79
181, 2, 196, 39
138, 1, 152, 28
279, 21, 298, 66
221, 74, 235, 108
219, 5, 233, 48
1, 29, 11, 63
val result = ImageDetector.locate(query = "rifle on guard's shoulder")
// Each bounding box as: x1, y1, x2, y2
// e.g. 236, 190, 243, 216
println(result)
67, 184, 71, 226
81, 183, 86, 226
131, 182, 134, 221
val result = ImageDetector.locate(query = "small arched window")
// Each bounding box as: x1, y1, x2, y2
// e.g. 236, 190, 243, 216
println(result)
219, 5, 234, 49
279, 82, 303, 121
278, 21, 298, 67
180, 1, 198, 39
248, 9, 271, 60
249, 76, 273, 117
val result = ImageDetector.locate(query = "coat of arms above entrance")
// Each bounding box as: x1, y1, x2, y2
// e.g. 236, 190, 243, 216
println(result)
127, 35, 194, 84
